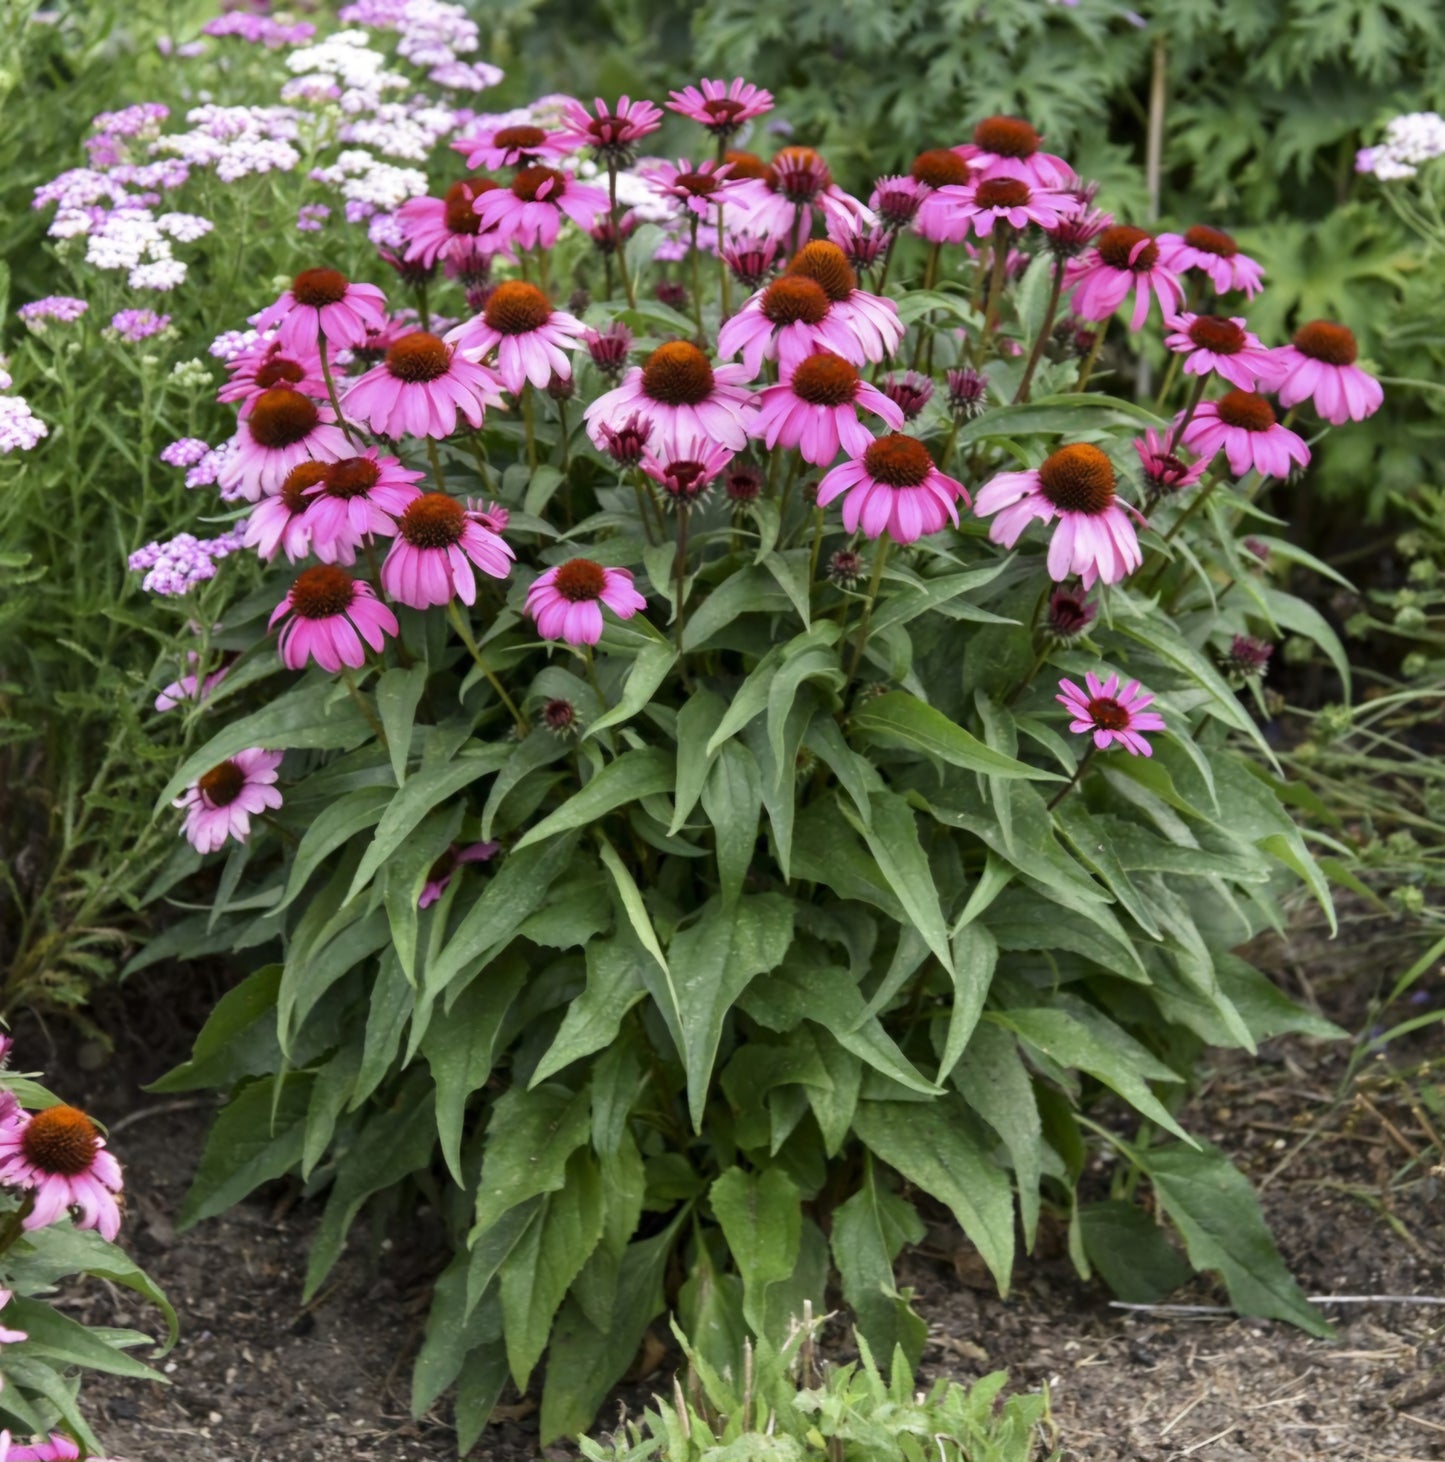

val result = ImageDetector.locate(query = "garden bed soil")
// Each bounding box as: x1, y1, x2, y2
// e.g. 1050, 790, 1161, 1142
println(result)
32, 912, 1445, 1462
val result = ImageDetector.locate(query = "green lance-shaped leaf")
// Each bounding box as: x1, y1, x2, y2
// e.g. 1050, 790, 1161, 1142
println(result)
701, 739, 763, 906
512, 746, 675, 850
471, 1083, 592, 1240
373, 663, 427, 786
850, 691, 1053, 780
709, 1166, 802, 1340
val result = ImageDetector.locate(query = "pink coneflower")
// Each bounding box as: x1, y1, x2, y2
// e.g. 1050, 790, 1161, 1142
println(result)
1163, 313, 1280, 393
474, 166, 609, 251
1180, 391, 1311, 479
584, 321, 633, 380
816, 433, 967, 543
753, 352, 905, 466
584, 340, 755, 458
1133, 427, 1208, 497
922, 163, 1078, 240
721, 232, 782, 289
447, 280, 586, 394
1222, 634, 1274, 681
596, 411, 653, 466
946, 368, 988, 419
871, 173, 928, 230
667, 77, 774, 139
1044, 586, 1097, 644
243, 459, 326, 562
557, 96, 663, 165
1270, 321, 1383, 424
343, 331, 504, 438
525, 559, 647, 645
968, 115, 1072, 189
154, 654, 230, 712
0, 1104, 125, 1241
643, 158, 742, 222
381, 493, 514, 609
218, 338, 328, 415
419, 842, 499, 909
730, 147, 868, 250
1058, 673, 1164, 756
302, 450, 425, 563
269, 565, 399, 671
1044, 202, 1113, 260
973, 443, 1143, 588
717, 274, 856, 377
397, 177, 509, 271
173, 748, 284, 854
881, 370, 934, 421
1066, 225, 1184, 332
907, 150, 971, 243
787, 241, 905, 364
826, 215, 890, 272
218, 388, 349, 501
252, 268, 388, 354
451, 121, 569, 172
641, 438, 735, 508
1157, 225, 1265, 298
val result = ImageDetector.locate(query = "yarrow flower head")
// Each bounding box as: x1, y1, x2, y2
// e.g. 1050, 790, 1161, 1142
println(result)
269, 565, 399, 671
1066, 225, 1184, 332
1157, 225, 1265, 299
0, 1103, 125, 1241
128, 528, 246, 595
381, 492, 514, 608
0, 396, 49, 454
667, 77, 773, 140
174, 748, 284, 853
253, 268, 388, 353
1164, 313, 1280, 393
446, 281, 586, 395
1057, 672, 1165, 757
557, 96, 663, 167
160, 437, 212, 469
109, 309, 170, 343
18, 296, 88, 330
752, 351, 905, 466
1179, 391, 1311, 479
525, 559, 646, 645
816, 432, 968, 544
343, 331, 505, 438
1270, 321, 1383, 425
973, 443, 1144, 588
419, 842, 499, 909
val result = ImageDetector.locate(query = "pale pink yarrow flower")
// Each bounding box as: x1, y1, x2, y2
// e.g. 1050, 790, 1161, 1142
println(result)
1057, 673, 1165, 757
816, 433, 968, 544
1270, 321, 1383, 424
1163, 313, 1281, 393
667, 78, 773, 137
244, 460, 328, 563
419, 842, 499, 909
1065, 225, 1184, 332
752, 351, 905, 467
1156, 225, 1265, 298
451, 120, 569, 172
173, 748, 283, 854
526, 560, 646, 646
446, 281, 586, 395
966, 115, 1073, 189
1179, 391, 1311, 479
252, 268, 387, 354
0, 1103, 125, 1241
269, 566, 399, 671
302, 450, 425, 564
973, 443, 1143, 588
474, 166, 610, 251
218, 389, 349, 501
381, 494, 514, 609
343, 332, 504, 439
717, 274, 859, 378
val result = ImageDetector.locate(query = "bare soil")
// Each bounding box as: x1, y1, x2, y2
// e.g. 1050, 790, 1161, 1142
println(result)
27, 911, 1445, 1462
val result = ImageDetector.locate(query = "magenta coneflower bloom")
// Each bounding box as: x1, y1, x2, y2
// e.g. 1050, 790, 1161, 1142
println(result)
1058, 673, 1164, 757
155, 654, 230, 712
1044, 203, 1113, 261
173, 747, 283, 854
270, 565, 399, 671
343, 332, 504, 439
1156, 225, 1265, 298
244, 459, 327, 563
644, 158, 743, 223
1180, 391, 1311, 479
526, 559, 646, 646
1164, 313, 1280, 393
1133, 427, 1209, 497
667, 77, 774, 139
753, 352, 905, 466
397, 177, 509, 271
253, 268, 388, 354
816, 432, 967, 544
584, 321, 633, 380
907, 149, 971, 243
640, 438, 735, 509
827, 215, 891, 272
0, 1104, 125, 1241
584, 340, 756, 458
381, 493, 514, 609
474, 166, 609, 251
922, 163, 1079, 241
882, 370, 934, 421
787, 241, 905, 365
1270, 321, 1383, 424
419, 841, 499, 909
968, 115, 1072, 189
446, 280, 586, 395
730, 146, 869, 250
973, 443, 1143, 588
218, 388, 349, 501
721, 232, 782, 290
218, 338, 328, 415
557, 96, 663, 165
451, 121, 569, 172
1066, 225, 1184, 332
717, 275, 856, 377
597, 411, 653, 466
302, 450, 425, 564
871, 173, 929, 231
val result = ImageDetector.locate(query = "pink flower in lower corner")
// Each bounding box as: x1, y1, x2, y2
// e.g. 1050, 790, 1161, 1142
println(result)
251, 268, 387, 354
1270, 321, 1383, 425
269, 566, 400, 671
1179, 392, 1310, 479
5, 1435, 85, 1462
343, 331, 504, 439
446, 281, 586, 395
526, 560, 646, 646
1057, 672, 1165, 757
0, 1103, 125, 1241
1066, 225, 1183, 332
381, 494, 514, 609
419, 841, 499, 909
752, 351, 904, 466
816, 433, 967, 544
174, 748, 283, 853
0, 1289, 28, 1345
973, 444, 1143, 588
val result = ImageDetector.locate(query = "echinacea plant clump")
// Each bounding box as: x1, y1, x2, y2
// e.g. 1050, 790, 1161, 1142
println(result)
0, 1034, 174, 1456
20, 0, 1389, 1446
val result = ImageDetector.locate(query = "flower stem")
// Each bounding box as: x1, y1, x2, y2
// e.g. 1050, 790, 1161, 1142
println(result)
426, 435, 447, 490
689, 214, 705, 337
340, 665, 387, 748
1047, 742, 1097, 812
522, 384, 538, 471
318, 337, 357, 445
446, 600, 527, 735
843, 534, 892, 690
608, 163, 636, 309
673, 504, 690, 651
1012, 254, 1066, 404
1165, 372, 1208, 457
1075, 326, 1106, 391
980, 223, 1013, 355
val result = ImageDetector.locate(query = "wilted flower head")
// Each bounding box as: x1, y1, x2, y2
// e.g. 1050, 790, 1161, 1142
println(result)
946, 368, 988, 419
1221, 634, 1274, 683
1044, 586, 1097, 643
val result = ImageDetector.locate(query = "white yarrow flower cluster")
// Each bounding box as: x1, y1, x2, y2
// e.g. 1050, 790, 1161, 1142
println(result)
312, 149, 428, 220
1357, 112, 1445, 181
0, 395, 49, 454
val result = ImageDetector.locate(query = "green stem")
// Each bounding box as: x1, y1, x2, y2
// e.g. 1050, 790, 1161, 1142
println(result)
633, 473, 659, 545
689, 214, 705, 337
522, 384, 537, 471
609, 163, 636, 309
1075, 326, 1106, 391
980, 223, 1013, 355
426, 436, 447, 491
446, 601, 527, 735
1012, 254, 1066, 404
319, 337, 357, 445
1165, 373, 1208, 457
843, 535, 892, 690
340, 665, 387, 748
1151, 349, 1182, 414
673, 505, 690, 651
1047, 742, 1097, 812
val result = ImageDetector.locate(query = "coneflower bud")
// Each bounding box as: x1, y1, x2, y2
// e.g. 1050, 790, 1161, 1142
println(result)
542, 697, 579, 736
585, 322, 632, 380
882, 371, 934, 421
945, 368, 987, 419
545, 371, 575, 402
724, 461, 763, 505
828, 549, 866, 589
598, 412, 651, 466
1221, 634, 1273, 684
655, 281, 688, 311
1044, 587, 1097, 644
